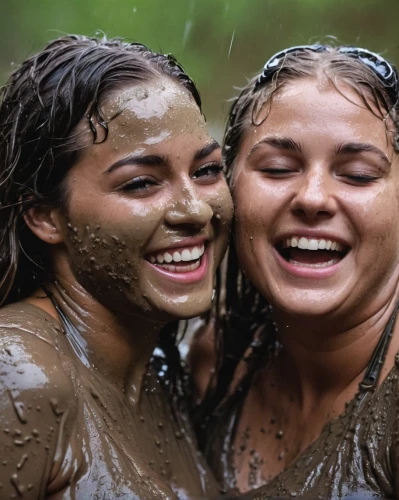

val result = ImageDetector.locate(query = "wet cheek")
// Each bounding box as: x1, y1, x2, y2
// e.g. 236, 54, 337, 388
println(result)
64, 223, 137, 293
62, 214, 165, 312
212, 185, 234, 227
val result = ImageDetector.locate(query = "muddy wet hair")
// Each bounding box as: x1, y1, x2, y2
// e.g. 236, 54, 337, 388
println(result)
194, 44, 399, 438
0, 34, 202, 306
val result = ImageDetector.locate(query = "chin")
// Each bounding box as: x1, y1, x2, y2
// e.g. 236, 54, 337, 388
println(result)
165, 301, 212, 321
149, 293, 213, 322
272, 293, 339, 319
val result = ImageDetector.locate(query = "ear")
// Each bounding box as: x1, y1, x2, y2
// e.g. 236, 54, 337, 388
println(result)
24, 205, 64, 245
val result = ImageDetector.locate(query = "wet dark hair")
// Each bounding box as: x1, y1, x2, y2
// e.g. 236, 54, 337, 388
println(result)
0, 34, 202, 306
194, 45, 399, 436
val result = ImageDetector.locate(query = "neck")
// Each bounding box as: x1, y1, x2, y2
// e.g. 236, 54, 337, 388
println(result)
39, 276, 165, 402
273, 291, 399, 406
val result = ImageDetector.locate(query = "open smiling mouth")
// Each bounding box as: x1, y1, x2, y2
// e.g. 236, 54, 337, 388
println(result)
145, 244, 206, 273
276, 237, 349, 268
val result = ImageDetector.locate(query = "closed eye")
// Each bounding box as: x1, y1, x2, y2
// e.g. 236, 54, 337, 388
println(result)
338, 174, 379, 185
261, 167, 297, 176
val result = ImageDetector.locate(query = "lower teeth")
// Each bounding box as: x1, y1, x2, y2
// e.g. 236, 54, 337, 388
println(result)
289, 259, 338, 268
154, 259, 201, 273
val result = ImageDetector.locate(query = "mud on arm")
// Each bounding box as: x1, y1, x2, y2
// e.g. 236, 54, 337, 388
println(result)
0, 328, 76, 498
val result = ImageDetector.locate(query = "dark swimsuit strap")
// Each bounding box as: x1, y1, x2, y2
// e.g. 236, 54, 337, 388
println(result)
359, 300, 399, 391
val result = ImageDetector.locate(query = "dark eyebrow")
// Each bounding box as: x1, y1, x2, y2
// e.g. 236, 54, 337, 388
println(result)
105, 140, 219, 174
248, 137, 302, 158
194, 140, 220, 161
105, 154, 169, 173
335, 142, 391, 166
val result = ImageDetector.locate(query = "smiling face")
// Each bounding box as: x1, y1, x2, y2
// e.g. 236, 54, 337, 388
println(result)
53, 79, 233, 321
232, 77, 399, 321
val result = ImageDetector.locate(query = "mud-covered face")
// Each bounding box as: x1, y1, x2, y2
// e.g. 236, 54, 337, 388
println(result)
56, 79, 233, 321
232, 77, 399, 319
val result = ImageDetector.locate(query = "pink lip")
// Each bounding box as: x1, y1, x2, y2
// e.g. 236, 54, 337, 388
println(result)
273, 247, 344, 279
145, 245, 210, 284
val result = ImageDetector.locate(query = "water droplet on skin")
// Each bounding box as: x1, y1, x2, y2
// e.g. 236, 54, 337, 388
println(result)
276, 430, 283, 439
17, 454, 28, 471
50, 398, 64, 416
10, 473, 24, 496
8, 392, 27, 424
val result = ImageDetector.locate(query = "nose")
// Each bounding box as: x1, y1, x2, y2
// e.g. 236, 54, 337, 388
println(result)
291, 166, 336, 220
165, 183, 213, 229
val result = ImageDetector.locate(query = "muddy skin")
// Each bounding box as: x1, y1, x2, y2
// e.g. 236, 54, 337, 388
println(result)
201, 78, 399, 499
0, 79, 232, 499
206, 346, 399, 499
60, 80, 232, 321
0, 301, 221, 499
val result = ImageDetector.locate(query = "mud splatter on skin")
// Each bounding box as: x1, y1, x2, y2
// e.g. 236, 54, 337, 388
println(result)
203, 79, 399, 498
0, 303, 222, 498
56, 79, 232, 321
0, 80, 232, 497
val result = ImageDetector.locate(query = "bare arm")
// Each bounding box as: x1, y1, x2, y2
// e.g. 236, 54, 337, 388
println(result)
0, 327, 76, 498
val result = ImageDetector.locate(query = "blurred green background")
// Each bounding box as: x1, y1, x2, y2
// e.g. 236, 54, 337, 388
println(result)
1, 0, 398, 139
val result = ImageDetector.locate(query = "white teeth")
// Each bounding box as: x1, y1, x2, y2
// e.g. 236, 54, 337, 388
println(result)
149, 244, 205, 266
156, 260, 201, 273
290, 259, 338, 268
284, 236, 344, 252
181, 249, 192, 262
298, 237, 308, 250
172, 251, 182, 262
164, 252, 173, 263
192, 247, 200, 260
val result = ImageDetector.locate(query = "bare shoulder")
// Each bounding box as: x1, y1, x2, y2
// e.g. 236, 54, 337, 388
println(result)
0, 302, 76, 497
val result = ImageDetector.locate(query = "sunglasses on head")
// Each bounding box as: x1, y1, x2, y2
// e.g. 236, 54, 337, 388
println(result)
255, 44, 398, 104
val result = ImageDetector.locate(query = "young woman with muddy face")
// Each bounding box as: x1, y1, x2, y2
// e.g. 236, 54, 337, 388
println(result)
0, 35, 232, 498
193, 46, 399, 499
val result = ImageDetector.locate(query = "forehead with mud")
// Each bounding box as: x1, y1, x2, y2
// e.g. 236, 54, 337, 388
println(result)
102, 79, 207, 147
60, 79, 216, 318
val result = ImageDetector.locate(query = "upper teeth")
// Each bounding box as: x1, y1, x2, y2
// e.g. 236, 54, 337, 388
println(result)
149, 244, 205, 264
283, 237, 344, 251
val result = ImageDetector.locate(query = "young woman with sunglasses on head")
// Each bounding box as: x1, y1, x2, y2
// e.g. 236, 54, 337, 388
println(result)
0, 35, 233, 498
192, 45, 399, 499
